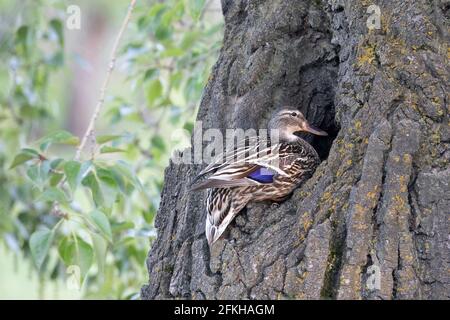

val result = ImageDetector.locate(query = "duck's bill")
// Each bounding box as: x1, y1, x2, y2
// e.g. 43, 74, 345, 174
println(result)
303, 123, 328, 136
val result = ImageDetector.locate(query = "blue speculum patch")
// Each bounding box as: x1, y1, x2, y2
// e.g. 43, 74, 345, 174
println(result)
247, 167, 275, 183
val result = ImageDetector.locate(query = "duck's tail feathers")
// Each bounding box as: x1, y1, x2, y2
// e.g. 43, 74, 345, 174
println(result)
206, 209, 236, 247
205, 197, 249, 247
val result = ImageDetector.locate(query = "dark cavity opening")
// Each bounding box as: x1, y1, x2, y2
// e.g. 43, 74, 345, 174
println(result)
292, 47, 340, 161
312, 105, 340, 161
296, 101, 340, 161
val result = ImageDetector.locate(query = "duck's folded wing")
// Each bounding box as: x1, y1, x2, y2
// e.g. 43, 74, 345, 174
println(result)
195, 138, 285, 178
195, 136, 261, 178
191, 155, 288, 191
190, 163, 262, 191
191, 176, 263, 191
190, 138, 290, 191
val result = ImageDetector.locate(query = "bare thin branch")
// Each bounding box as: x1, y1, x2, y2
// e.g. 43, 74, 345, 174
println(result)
74, 0, 137, 160
50, 0, 137, 217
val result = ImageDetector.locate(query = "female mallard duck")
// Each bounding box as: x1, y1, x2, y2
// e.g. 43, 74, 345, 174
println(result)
191, 108, 327, 246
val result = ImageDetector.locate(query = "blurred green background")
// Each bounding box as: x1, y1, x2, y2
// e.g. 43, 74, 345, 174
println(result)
0, 0, 223, 299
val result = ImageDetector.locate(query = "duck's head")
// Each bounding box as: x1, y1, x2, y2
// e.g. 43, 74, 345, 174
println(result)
268, 108, 328, 142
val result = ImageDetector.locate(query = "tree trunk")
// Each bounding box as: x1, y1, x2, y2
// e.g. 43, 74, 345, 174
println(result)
141, 0, 449, 300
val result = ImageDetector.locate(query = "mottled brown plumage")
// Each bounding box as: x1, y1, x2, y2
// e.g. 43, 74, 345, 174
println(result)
191, 108, 327, 246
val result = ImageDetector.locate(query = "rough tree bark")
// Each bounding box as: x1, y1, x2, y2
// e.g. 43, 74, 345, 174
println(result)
141, 0, 449, 299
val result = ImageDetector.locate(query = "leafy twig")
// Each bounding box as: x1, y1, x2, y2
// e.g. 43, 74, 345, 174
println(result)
50, 0, 137, 216
74, 0, 137, 161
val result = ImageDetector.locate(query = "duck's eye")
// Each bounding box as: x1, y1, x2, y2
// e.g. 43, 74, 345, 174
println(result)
291, 112, 297, 117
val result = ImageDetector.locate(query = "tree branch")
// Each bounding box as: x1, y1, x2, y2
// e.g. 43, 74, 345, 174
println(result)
50, 0, 137, 217
74, 0, 137, 161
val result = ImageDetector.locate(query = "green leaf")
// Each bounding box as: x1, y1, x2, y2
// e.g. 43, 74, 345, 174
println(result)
186, 0, 206, 20
82, 172, 104, 207
148, 3, 167, 19
16, 25, 29, 44
180, 31, 200, 50
151, 135, 166, 151
37, 130, 79, 151
143, 68, 158, 81
96, 135, 122, 144
74, 238, 94, 278
10, 148, 39, 169
49, 172, 64, 186
113, 161, 144, 193
155, 25, 172, 41
48, 50, 64, 67
143, 205, 157, 224
95, 167, 118, 188
100, 146, 125, 154
57, 237, 71, 265
49, 19, 64, 46
161, 2, 184, 26
107, 166, 130, 195
95, 167, 120, 210
146, 79, 163, 106
58, 236, 93, 279
64, 160, 90, 192
30, 228, 54, 269
63, 160, 80, 191
161, 46, 184, 58
36, 187, 68, 204
26, 165, 41, 186
50, 158, 64, 169
170, 71, 183, 89
111, 221, 135, 234
15, 25, 32, 54
184, 76, 204, 102
91, 233, 107, 275
183, 121, 194, 134
90, 210, 112, 241
137, 15, 151, 31
39, 160, 52, 183
146, 2, 174, 40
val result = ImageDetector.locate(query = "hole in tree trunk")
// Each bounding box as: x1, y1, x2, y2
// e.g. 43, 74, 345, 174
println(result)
295, 103, 340, 161
313, 106, 340, 161
292, 51, 341, 161
294, 113, 339, 161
